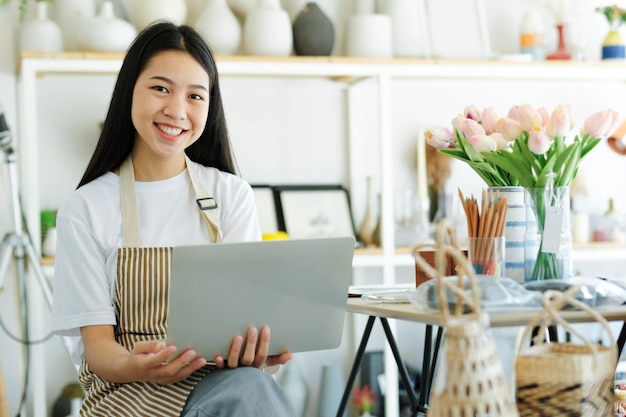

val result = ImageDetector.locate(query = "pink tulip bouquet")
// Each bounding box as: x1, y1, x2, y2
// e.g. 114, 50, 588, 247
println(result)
426, 104, 619, 188
427, 104, 619, 280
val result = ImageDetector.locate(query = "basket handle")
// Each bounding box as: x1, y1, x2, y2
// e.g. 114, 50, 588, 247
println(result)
413, 219, 481, 324
519, 286, 616, 355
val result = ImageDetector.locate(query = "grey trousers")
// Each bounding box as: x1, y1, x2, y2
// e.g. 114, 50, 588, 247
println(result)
181, 367, 296, 417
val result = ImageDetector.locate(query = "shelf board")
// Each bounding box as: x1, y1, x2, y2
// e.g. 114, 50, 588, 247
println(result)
19, 52, 626, 82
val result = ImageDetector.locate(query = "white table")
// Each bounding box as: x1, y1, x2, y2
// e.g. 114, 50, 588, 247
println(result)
339, 298, 626, 417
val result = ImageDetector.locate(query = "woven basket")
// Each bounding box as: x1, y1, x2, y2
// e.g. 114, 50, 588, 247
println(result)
414, 220, 519, 417
515, 289, 617, 417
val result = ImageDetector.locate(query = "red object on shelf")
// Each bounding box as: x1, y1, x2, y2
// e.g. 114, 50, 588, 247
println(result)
547, 23, 571, 60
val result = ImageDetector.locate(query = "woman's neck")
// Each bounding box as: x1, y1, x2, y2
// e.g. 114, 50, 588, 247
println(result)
130, 152, 187, 181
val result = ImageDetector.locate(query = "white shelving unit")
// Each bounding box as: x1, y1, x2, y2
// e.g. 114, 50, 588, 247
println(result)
17, 53, 626, 417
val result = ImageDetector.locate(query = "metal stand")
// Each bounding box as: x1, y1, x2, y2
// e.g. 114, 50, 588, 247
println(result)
0, 143, 53, 304
0, 114, 53, 416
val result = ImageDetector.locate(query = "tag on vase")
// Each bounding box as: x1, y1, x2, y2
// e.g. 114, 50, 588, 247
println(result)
541, 208, 564, 253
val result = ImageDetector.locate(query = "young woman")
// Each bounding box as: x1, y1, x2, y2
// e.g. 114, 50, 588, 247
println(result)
50, 22, 295, 417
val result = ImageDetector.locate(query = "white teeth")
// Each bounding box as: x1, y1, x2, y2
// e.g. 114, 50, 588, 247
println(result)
158, 124, 183, 136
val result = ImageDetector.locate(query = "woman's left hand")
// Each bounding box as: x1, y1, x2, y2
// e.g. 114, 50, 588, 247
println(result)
214, 326, 292, 369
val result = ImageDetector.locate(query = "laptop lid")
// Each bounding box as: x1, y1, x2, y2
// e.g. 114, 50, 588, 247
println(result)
166, 237, 355, 359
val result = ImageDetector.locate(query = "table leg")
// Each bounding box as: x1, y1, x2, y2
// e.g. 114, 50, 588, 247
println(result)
617, 322, 626, 360
380, 318, 419, 416
424, 326, 444, 405
336, 315, 376, 417
417, 325, 433, 410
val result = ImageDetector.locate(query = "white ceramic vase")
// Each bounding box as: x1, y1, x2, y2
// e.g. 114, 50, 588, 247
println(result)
227, 0, 256, 20
194, 0, 241, 55
345, 13, 392, 58
122, 0, 187, 31
243, 0, 293, 57
79, 1, 137, 53
381, 0, 424, 57
20, 2, 64, 53
51, 0, 96, 51
43, 227, 57, 258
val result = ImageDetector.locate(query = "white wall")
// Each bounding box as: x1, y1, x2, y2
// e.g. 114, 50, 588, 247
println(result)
2, 1, 626, 417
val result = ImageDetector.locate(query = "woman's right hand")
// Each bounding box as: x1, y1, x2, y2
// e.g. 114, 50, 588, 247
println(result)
128, 340, 208, 384
81, 325, 207, 384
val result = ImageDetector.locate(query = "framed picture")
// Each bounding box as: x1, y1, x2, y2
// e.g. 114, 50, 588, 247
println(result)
273, 185, 357, 240
423, 0, 491, 59
251, 185, 279, 234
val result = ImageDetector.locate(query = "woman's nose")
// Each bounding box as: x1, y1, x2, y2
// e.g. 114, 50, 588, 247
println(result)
163, 96, 186, 120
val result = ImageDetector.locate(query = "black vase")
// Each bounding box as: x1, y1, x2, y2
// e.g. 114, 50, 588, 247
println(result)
292, 2, 334, 56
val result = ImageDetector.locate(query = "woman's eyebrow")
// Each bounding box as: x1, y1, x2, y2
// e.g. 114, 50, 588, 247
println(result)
149, 75, 209, 92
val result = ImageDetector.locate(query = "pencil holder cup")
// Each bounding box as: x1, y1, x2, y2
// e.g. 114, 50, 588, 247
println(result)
468, 236, 505, 277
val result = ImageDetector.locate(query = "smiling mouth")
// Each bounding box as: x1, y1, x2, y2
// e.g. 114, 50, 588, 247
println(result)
157, 124, 184, 136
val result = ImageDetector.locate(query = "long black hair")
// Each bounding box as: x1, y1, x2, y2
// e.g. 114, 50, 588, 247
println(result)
78, 21, 236, 188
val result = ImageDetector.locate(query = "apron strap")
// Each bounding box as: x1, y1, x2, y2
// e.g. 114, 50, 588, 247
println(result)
184, 155, 223, 243
120, 157, 141, 247
119, 155, 223, 247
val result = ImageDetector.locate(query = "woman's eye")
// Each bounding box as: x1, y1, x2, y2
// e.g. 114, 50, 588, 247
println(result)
190, 93, 204, 101
153, 86, 168, 93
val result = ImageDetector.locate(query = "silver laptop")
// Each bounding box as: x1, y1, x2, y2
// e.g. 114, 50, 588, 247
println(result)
166, 237, 355, 359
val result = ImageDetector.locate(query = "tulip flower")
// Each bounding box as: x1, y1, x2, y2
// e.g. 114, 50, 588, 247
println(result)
512, 104, 543, 132
491, 132, 512, 151
527, 129, 551, 155
546, 105, 573, 138
468, 133, 497, 152
496, 117, 523, 141
463, 104, 481, 121
538, 106, 553, 129
481, 107, 499, 134
425, 127, 453, 149
583, 108, 620, 138
458, 118, 486, 141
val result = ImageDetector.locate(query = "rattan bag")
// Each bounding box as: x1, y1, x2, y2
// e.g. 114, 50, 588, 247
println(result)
414, 220, 519, 417
515, 288, 617, 417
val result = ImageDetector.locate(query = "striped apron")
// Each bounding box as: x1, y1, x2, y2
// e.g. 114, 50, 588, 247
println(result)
78, 155, 222, 417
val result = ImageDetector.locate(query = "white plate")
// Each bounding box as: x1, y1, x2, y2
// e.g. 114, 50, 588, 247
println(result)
349, 283, 415, 296
360, 290, 415, 303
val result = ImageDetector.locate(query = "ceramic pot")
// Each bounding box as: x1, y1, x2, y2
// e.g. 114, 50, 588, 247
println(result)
122, 0, 187, 31
243, 0, 293, 57
51, 0, 96, 51
43, 227, 57, 258
79, 1, 137, 53
194, 0, 241, 55
345, 13, 392, 58
381, 0, 423, 57
20, 2, 64, 53
546, 23, 571, 60
292, 2, 334, 56
228, 0, 256, 20
602, 29, 625, 60
488, 186, 527, 283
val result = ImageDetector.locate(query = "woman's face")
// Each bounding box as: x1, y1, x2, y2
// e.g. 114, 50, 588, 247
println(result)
130, 50, 210, 172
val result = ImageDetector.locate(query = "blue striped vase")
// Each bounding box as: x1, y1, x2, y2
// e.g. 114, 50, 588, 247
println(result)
489, 187, 527, 283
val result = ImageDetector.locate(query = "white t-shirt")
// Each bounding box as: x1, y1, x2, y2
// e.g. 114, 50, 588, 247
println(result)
50, 161, 261, 366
